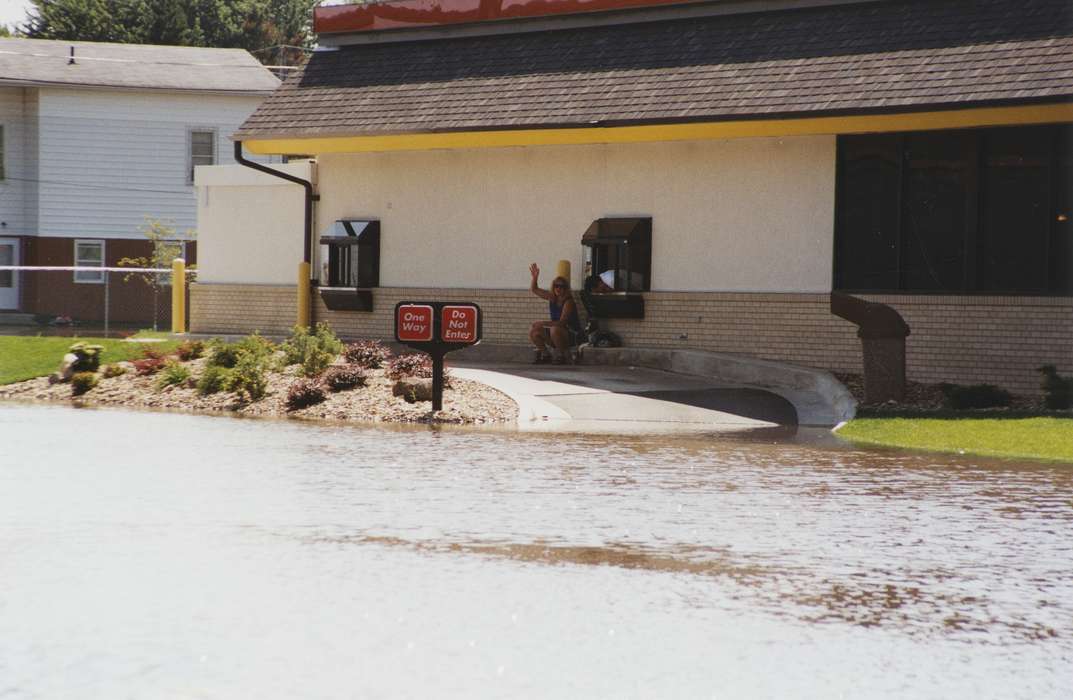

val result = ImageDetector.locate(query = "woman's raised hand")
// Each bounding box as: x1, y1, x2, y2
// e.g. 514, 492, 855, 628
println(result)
529, 263, 540, 280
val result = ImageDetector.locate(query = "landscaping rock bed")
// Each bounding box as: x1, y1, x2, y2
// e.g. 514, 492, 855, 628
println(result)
835, 373, 1060, 415
0, 354, 518, 427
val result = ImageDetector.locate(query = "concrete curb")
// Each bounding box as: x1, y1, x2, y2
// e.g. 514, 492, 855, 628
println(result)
455, 343, 857, 427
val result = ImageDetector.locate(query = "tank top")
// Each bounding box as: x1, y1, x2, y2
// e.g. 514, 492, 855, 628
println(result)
549, 298, 582, 333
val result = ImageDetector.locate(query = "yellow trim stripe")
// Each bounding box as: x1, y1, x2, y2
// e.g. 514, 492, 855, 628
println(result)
244, 103, 1073, 155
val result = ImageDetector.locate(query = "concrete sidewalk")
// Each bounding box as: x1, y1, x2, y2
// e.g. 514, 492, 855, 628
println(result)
452, 363, 798, 433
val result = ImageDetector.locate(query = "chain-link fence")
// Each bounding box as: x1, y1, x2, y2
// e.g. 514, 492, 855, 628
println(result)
0, 266, 195, 337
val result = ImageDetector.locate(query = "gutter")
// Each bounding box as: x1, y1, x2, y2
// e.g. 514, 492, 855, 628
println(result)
232, 140, 316, 264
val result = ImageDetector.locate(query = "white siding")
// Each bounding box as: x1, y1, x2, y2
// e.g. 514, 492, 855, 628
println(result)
0, 87, 38, 236
36, 88, 269, 240
315, 136, 836, 293
195, 163, 310, 285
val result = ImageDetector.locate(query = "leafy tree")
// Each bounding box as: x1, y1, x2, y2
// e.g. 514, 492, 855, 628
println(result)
18, 1, 317, 64
118, 218, 196, 331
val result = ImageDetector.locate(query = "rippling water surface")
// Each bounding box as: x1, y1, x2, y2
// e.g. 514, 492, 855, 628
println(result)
1, 404, 1070, 698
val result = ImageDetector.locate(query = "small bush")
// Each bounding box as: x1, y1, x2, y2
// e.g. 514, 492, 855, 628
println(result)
156, 360, 191, 389
101, 363, 127, 379
282, 323, 343, 377
324, 365, 367, 392
207, 341, 241, 369
1038, 365, 1072, 410
939, 383, 1013, 410
286, 378, 327, 410
197, 365, 231, 396
68, 342, 104, 372
176, 340, 206, 361
344, 340, 392, 369
132, 356, 167, 376
386, 353, 435, 380
237, 332, 275, 360
141, 346, 167, 361
229, 351, 270, 401
70, 371, 99, 396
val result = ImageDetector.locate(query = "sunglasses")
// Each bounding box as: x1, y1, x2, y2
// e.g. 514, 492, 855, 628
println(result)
552, 283, 567, 289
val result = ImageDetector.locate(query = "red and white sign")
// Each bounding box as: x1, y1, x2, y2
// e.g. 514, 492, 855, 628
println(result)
441, 305, 478, 343
396, 304, 434, 342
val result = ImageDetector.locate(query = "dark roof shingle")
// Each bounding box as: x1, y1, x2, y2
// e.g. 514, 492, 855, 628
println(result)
237, 0, 1073, 139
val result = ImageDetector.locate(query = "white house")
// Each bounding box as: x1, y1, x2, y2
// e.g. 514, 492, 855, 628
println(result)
0, 37, 279, 322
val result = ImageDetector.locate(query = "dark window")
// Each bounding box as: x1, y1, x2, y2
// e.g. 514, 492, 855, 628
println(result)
319, 220, 380, 288
836, 135, 901, 290
581, 218, 652, 292
835, 124, 1072, 295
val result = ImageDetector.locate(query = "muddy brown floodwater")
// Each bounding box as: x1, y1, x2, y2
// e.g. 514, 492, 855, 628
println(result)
1, 404, 1070, 698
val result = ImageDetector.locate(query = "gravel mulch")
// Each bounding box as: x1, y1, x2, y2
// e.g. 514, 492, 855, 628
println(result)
0, 356, 518, 426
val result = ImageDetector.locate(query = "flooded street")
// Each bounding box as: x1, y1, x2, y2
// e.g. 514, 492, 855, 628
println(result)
1, 404, 1070, 698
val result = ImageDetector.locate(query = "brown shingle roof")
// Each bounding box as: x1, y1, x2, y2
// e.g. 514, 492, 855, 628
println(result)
0, 37, 280, 94
236, 0, 1073, 139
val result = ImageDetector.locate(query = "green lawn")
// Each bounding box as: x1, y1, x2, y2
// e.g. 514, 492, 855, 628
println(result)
836, 417, 1073, 463
0, 335, 181, 385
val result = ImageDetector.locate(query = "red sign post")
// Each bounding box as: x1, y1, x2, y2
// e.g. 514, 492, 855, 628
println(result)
394, 301, 483, 411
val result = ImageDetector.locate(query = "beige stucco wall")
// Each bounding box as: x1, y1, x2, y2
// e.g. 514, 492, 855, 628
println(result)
316, 136, 836, 292
194, 162, 312, 285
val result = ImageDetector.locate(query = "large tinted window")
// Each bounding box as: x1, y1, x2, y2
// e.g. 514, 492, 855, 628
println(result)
835, 124, 1072, 295
836, 135, 901, 290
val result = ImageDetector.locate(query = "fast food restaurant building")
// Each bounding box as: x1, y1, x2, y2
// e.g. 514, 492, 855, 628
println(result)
192, 0, 1073, 395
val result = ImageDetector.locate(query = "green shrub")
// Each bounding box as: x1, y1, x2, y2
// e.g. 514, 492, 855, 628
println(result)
324, 365, 367, 392
101, 363, 127, 379
286, 378, 327, 410
197, 365, 231, 396
229, 351, 269, 401
207, 341, 242, 369
68, 342, 104, 372
344, 339, 392, 369
156, 360, 190, 389
939, 383, 1013, 410
176, 340, 206, 361
70, 371, 99, 396
1038, 365, 1072, 410
237, 332, 275, 360
282, 323, 343, 377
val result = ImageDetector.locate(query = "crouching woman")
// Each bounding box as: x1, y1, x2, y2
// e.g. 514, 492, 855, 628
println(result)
528, 263, 582, 364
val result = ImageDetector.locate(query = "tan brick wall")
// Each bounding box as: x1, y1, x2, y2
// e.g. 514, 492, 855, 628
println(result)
193, 283, 1073, 396
190, 283, 297, 336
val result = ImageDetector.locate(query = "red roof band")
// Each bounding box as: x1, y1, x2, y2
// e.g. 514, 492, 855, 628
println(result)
314, 0, 702, 34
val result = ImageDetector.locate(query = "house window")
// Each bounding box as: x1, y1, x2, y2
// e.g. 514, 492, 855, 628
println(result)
189, 129, 217, 183
835, 124, 1072, 295
74, 239, 105, 284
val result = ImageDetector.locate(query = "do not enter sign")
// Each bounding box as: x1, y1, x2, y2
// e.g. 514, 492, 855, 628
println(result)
396, 304, 434, 342
441, 305, 478, 344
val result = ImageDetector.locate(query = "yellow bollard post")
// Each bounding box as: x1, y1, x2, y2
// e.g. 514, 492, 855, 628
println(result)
171, 258, 186, 335
297, 261, 312, 329
556, 259, 571, 283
